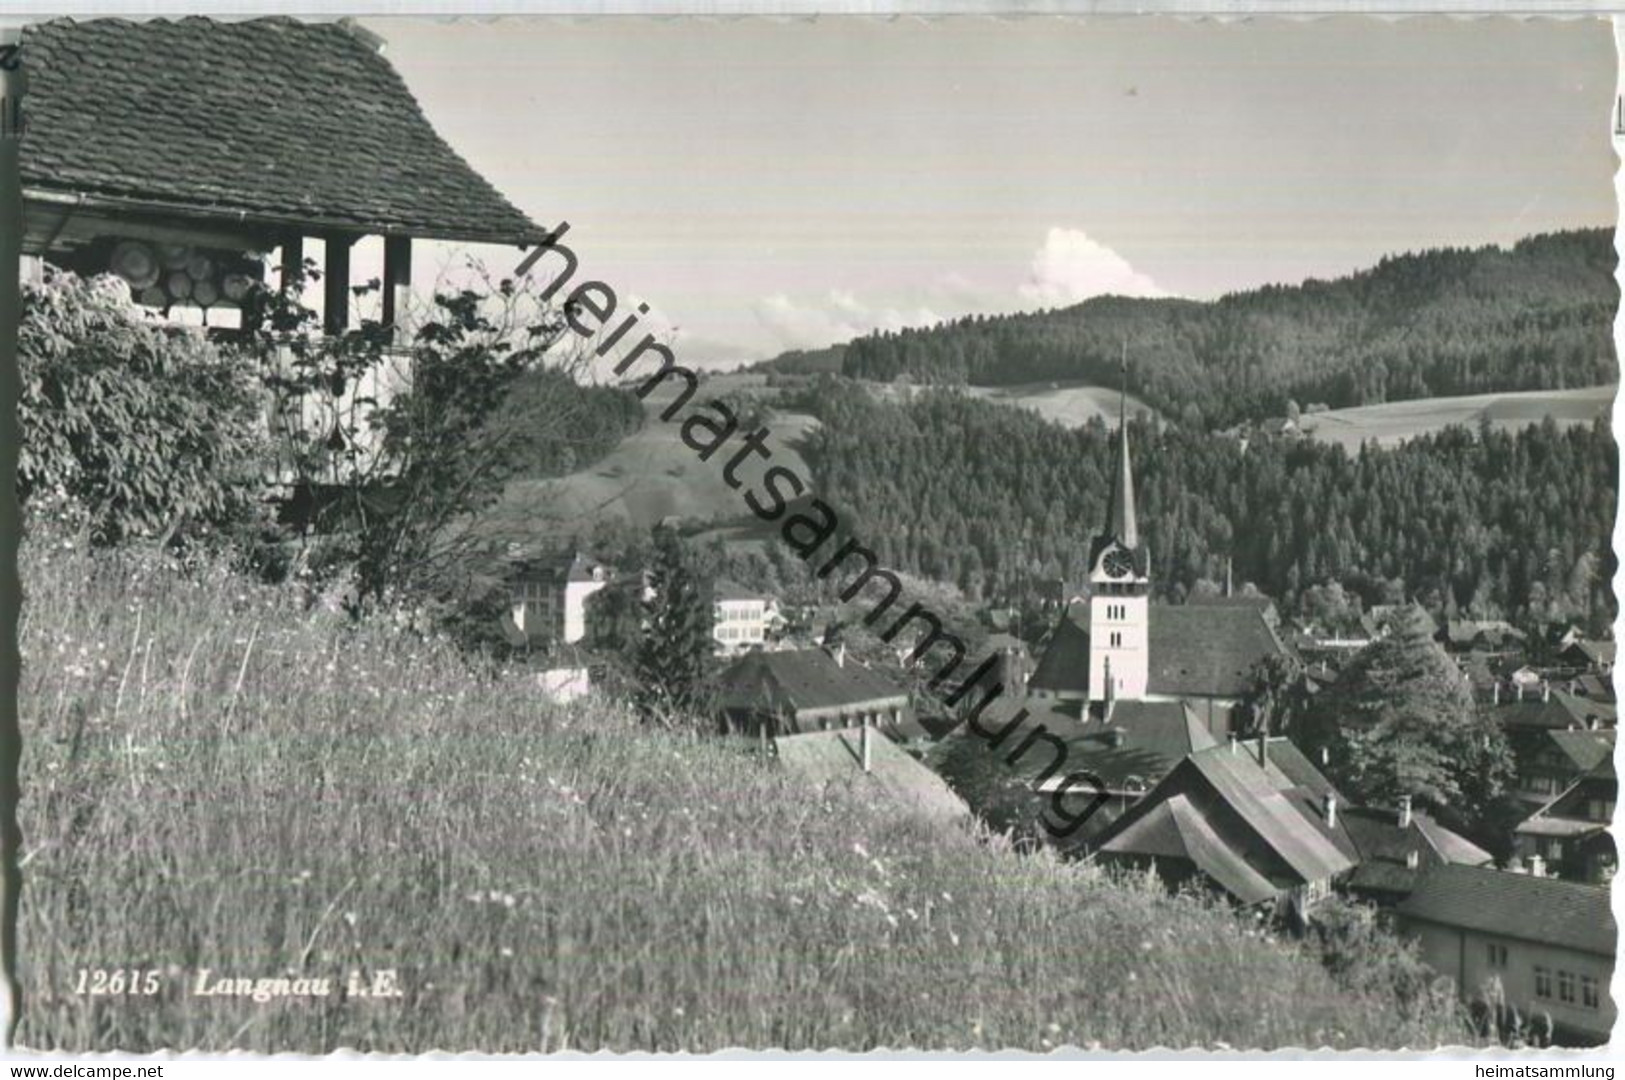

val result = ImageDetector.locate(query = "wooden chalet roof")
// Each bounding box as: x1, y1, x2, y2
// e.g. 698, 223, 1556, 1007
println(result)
1098, 794, 1278, 906
1029, 604, 1289, 699
1546, 729, 1615, 774
21, 17, 548, 245
717, 648, 907, 718
774, 727, 970, 828
1397, 865, 1616, 957
995, 697, 1219, 794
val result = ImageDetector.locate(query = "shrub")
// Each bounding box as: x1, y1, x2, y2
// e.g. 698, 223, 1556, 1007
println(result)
18, 270, 268, 547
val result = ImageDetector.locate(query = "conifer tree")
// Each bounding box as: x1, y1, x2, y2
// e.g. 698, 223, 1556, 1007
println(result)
633, 526, 715, 726
1304, 608, 1513, 819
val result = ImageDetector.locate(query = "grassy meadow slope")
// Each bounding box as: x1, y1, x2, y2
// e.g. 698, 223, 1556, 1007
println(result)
865, 380, 1158, 430
19, 535, 1469, 1053
1297, 384, 1616, 451
490, 373, 819, 533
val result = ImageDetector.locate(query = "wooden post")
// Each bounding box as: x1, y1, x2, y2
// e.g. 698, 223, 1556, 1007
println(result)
0, 26, 25, 1048
279, 234, 304, 296
382, 234, 412, 345
323, 235, 353, 336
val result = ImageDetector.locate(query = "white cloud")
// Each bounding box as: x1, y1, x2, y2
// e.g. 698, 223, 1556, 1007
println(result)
1017, 227, 1166, 307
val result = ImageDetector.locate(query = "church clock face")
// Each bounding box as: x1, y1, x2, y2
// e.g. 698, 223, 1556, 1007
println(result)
1102, 547, 1134, 579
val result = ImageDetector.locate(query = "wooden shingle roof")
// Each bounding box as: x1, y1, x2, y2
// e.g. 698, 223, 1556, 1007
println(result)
21, 17, 548, 245
1397, 865, 1615, 956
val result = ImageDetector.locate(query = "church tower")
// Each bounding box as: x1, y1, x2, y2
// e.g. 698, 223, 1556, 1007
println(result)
1087, 367, 1150, 702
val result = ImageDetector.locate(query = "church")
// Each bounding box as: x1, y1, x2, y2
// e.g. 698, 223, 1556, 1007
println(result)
1026, 388, 1290, 738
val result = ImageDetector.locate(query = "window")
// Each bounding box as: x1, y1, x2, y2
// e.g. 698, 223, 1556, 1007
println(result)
1535, 967, 1552, 999
1110, 632, 1122, 648
1582, 975, 1600, 1009
1588, 799, 1615, 822
1559, 970, 1576, 1005
1486, 943, 1508, 969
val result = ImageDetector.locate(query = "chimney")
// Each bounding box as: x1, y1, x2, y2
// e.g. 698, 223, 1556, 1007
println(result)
835, 642, 846, 669
1517, 683, 1524, 702
1323, 793, 1338, 829
1493, 681, 1500, 705
860, 722, 872, 774
1528, 854, 1545, 878
1405, 850, 1420, 871
1399, 795, 1413, 829
1229, 733, 1239, 756
1320, 745, 1330, 766
1542, 680, 1550, 703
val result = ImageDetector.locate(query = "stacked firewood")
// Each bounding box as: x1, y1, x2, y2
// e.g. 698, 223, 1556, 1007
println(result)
108, 239, 261, 310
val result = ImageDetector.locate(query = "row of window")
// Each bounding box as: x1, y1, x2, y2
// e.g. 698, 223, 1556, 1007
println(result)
1099, 603, 1135, 621
715, 626, 764, 642
716, 606, 764, 622
1533, 965, 1601, 1010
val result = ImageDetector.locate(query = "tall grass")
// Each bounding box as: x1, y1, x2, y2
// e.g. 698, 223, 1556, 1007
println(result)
17, 534, 1471, 1052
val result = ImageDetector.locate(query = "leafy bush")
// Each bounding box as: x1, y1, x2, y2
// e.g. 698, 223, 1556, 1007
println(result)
18, 270, 268, 547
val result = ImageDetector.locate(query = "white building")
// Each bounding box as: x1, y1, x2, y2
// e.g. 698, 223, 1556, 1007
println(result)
510, 551, 610, 646
713, 580, 775, 655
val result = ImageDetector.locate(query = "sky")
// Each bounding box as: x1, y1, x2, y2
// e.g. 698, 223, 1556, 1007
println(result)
365, 16, 1618, 368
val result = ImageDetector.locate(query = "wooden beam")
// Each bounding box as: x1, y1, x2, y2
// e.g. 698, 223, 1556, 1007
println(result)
323, 236, 353, 335
279, 235, 304, 295
382, 234, 412, 344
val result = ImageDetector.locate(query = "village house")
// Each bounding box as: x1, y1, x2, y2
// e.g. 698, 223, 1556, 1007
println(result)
508, 551, 611, 647
1443, 618, 1527, 655
1087, 735, 1489, 913
1560, 638, 1616, 676
715, 646, 913, 738
1509, 727, 1614, 809
712, 580, 778, 656
1396, 865, 1616, 1046
1026, 388, 1291, 738
975, 695, 1221, 844
1513, 756, 1616, 884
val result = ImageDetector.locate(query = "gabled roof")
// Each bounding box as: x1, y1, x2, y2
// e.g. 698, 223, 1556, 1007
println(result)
21, 17, 547, 245
1492, 690, 1616, 732
775, 727, 969, 828
1397, 865, 1615, 956
1185, 743, 1355, 884
713, 579, 766, 602
1028, 604, 1290, 699
1566, 640, 1618, 667
1098, 794, 1278, 906
718, 648, 907, 720
1006, 698, 1218, 793
1334, 806, 1492, 896
1546, 729, 1615, 774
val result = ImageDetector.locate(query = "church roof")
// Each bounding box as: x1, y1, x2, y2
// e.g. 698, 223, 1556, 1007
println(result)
1027, 603, 1290, 699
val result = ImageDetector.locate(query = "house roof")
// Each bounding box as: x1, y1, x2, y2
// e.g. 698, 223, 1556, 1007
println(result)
1098, 794, 1278, 906
717, 648, 907, 722
1397, 865, 1616, 956
1546, 729, 1615, 774
1492, 690, 1616, 732
713, 579, 765, 602
1185, 743, 1356, 884
1006, 697, 1218, 793
1028, 604, 1289, 699
1333, 806, 1492, 896
1567, 640, 1618, 667
21, 17, 548, 245
774, 727, 969, 828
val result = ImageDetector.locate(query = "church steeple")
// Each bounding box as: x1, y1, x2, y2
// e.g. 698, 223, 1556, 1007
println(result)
1106, 355, 1138, 549
1086, 345, 1150, 703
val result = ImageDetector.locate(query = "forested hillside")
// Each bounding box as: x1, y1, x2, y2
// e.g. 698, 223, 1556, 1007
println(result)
832, 230, 1616, 429
792, 381, 1615, 629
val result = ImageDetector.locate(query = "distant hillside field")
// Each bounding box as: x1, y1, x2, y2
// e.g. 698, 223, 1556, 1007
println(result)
862, 379, 1156, 430
495, 374, 819, 532
1298, 385, 1615, 451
